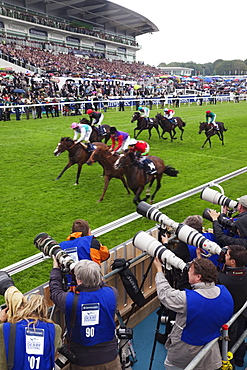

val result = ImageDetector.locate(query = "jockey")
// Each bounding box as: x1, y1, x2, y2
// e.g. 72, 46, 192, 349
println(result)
205, 110, 219, 130
138, 106, 150, 122
70, 122, 94, 151
110, 126, 130, 153
86, 109, 105, 135
164, 108, 176, 124
128, 138, 157, 175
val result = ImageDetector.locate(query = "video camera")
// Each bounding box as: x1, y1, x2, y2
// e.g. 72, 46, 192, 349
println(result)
136, 201, 222, 259
34, 233, 76, 274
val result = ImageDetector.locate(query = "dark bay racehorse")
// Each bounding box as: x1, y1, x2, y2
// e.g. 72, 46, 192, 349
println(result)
131, 111, 160, 140
86, 146, 130, 202
54, 137, 107, 185
198, 122, 228, 149
156, 113, 186, 141
115, 151, 179, 204
80, 117, 111, 144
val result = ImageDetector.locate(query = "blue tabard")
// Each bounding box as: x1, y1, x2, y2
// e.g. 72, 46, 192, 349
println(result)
181, 285, 234, 345
66, 287, 116, 346
3, 320, 55, 370
115, 130, 129, 141
60, 235, 93, 261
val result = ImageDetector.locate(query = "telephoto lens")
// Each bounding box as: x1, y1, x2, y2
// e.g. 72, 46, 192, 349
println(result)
200, 187, 238, 210
136, 201, 179, 230
133, 231, 187, 271
34, 233, 76, 273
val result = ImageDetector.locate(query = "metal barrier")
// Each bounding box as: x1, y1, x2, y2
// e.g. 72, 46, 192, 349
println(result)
3, 165, 247, 276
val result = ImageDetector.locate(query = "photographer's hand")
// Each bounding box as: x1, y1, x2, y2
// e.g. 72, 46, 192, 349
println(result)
208, 209, 220, 221
161, 235, 169, 244
0, 307, 8, 323
52, 256, 59, 269
153, 257, 163, 273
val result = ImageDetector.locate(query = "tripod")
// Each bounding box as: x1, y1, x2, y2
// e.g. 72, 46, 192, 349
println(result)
149, 303, 168, 370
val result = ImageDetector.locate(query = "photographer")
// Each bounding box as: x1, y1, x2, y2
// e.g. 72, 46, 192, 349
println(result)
0, 272, 62, 370
49, 258, 121, 370
208, 200, 247, 248
217, 245, 247, 368
154, 257, 234, 370
60, 219, 110, 265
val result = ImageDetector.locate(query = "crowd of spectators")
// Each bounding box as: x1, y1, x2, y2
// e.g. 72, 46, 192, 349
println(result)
0, 3, 138, 47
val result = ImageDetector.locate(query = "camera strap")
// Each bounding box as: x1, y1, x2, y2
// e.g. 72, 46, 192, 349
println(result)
7, 323, 16, 370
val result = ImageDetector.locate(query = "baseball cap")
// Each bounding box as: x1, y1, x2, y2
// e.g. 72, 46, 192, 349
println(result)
237, 195, 247, 208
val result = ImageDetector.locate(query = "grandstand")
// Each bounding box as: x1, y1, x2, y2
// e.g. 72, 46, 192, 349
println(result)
0, 0, 159, 66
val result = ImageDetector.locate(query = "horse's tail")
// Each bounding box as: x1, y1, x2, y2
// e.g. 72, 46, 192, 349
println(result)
182, 120, 186, 127
164, 165, 179, 177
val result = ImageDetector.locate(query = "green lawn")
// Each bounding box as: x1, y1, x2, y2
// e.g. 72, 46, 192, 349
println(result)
1, 100, 247, 293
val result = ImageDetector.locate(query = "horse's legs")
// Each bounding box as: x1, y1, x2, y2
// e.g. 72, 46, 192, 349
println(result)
169, 131, 174, 142
98, 176, 111, 202
135, 129, 143, 139
155, 125, 161, 138
161, 130, 168, 140
217, 132, 224, 145
55, 161, 74, 181
148, 128, 152, 140
133, 186, 145, 204
180, 128, 184, 141
201, 135, 210, 149
75, 163, 83, 185
150, 177, 162, 203
172, 128, 177, 139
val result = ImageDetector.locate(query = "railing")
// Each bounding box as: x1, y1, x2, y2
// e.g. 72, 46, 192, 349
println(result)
3, 165, 247, 277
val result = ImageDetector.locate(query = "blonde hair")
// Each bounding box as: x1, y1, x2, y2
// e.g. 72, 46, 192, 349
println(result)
10, 294, 53, 326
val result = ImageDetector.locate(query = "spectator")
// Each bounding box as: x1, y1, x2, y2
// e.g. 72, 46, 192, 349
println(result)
49, 258, 121, 370
110, 126, 130, 153
154, 257, 234, 370
217, 245, 247, 368
119, 95, 125, 111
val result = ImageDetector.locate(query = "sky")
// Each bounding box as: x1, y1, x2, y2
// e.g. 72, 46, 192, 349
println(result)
112, 0, 247, 67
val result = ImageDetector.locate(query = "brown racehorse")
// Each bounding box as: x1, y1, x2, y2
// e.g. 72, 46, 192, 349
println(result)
86, 146, 130, 202
131, 111, 160, 139
54, 137, 107, 185
198, 121, 228, 149
115, 151, 179, 205
80, 117, 111, 144
156, 113, 186, 141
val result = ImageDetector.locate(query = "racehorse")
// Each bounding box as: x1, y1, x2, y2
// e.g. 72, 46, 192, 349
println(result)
198, 122, 228, 149
86, 146, 130, 202
54, 137, 107, 185
79, 117, 111, 144
131, 111, 160, 140
115, 151, 179, 205
156, 113, 186, 141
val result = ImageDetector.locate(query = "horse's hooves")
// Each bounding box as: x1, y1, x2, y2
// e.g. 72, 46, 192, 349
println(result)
55, 178, 59, 181
74, 183, 78, 186
97, 199, 102, 203
173, 138, 177, 140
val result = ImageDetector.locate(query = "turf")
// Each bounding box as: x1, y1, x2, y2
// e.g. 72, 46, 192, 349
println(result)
1, 100, 247, 293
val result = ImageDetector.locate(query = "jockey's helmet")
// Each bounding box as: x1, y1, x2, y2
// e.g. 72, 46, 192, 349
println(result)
87, 109, 93, 114
164, 108, 168, 112
110, 126, 117, 134
128, 138, 137, 146
71, 122, 79, 129
138, 106, 143, 111
206, 110, 211, 114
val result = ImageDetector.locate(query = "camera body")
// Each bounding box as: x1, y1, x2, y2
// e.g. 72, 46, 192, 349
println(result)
117, 326, 133, 340
55, 345, 78, 370
203, 208, 238, 236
